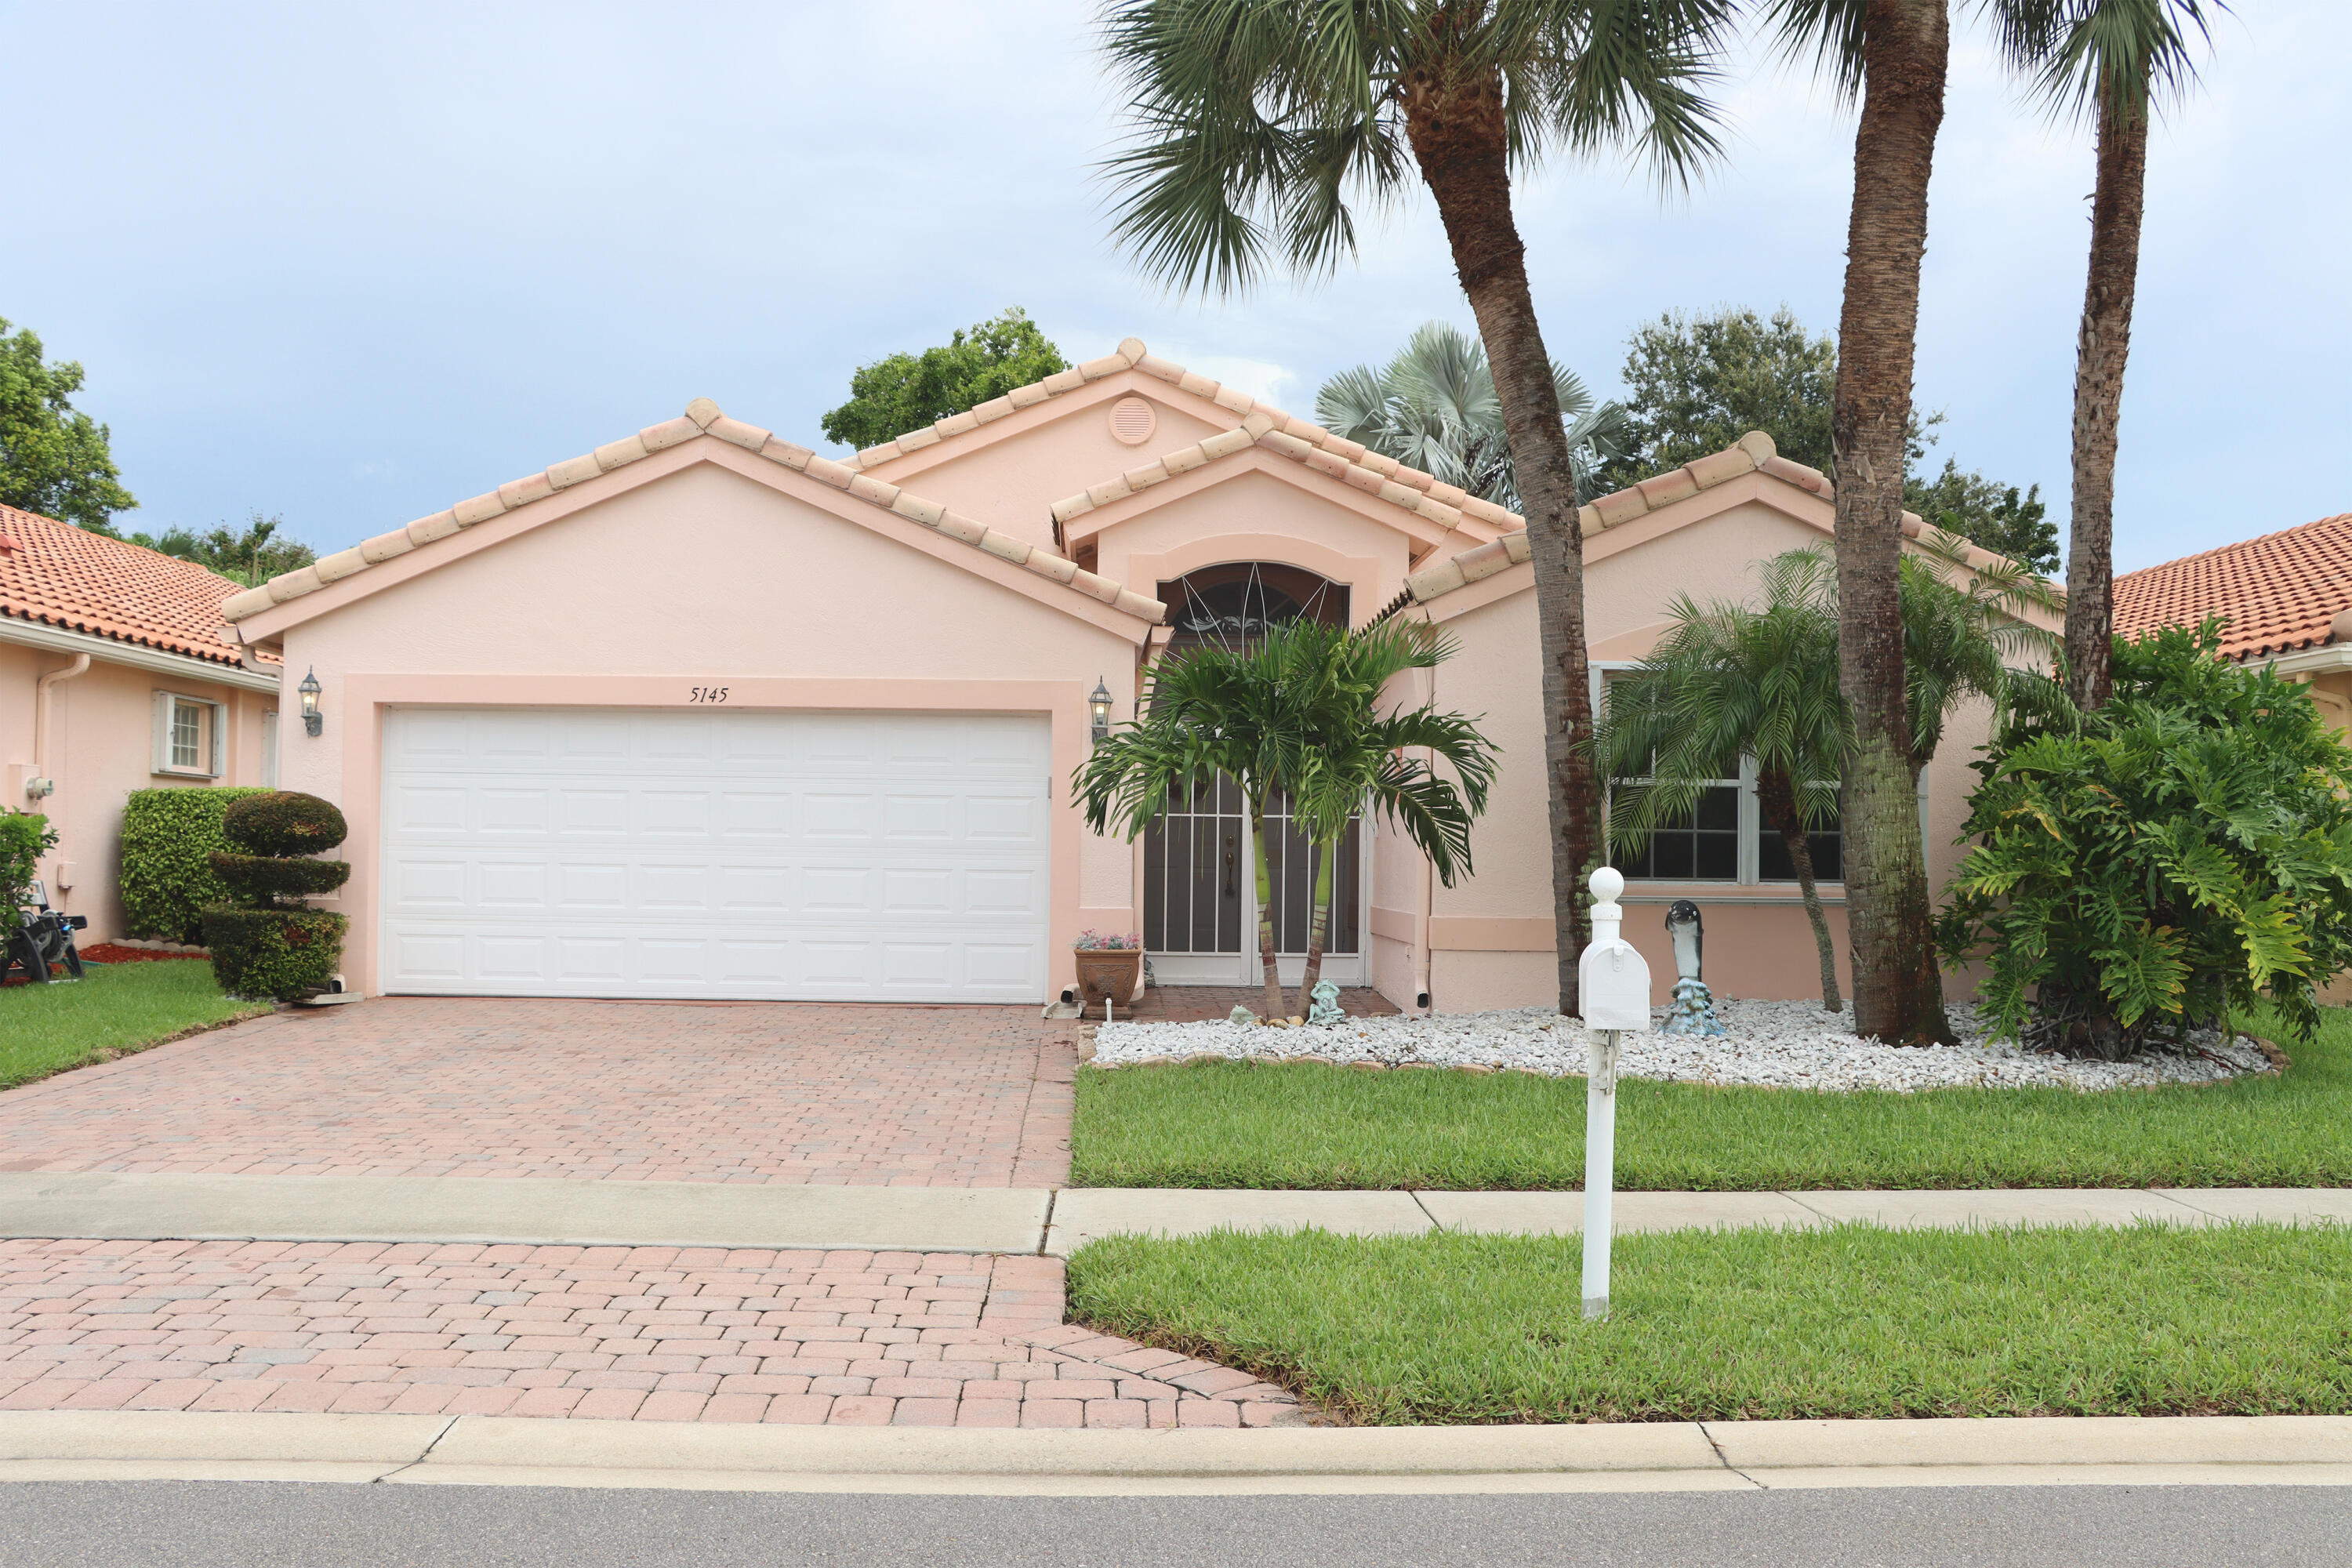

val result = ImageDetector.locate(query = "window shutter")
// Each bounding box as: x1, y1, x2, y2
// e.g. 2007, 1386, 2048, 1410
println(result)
209, 700, 226, 779
151, 691, 172, 773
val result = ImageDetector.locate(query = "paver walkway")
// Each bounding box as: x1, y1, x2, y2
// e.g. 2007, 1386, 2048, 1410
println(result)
0, 999, 1075, 1188
0, 1238, 1301, 1428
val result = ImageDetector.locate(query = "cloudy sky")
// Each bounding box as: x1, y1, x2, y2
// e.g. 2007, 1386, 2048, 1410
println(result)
5, 2, 2343, 574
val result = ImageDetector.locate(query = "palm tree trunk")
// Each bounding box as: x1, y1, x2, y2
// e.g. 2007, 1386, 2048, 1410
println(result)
1250, 802, 1283, 1021
2063, 85, 2149, 713
1830, 0, 1955, 1047
1759, 767, 1842, 1012
1298, 833, 1335, 1015
1399, 60, 1596, 1018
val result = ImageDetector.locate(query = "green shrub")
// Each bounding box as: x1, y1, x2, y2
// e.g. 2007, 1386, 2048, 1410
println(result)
205, 852, 351, 903
221, 791, 347, 858
200, 907, 349, 1000
2, 810, 58, 899
119, 787, 270, 942
1939, 621, 2352, 1054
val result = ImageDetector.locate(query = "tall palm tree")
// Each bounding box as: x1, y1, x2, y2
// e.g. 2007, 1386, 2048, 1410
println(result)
1991, 0, 2218, 712
1097, 0, 1733, 1017
1595, 549, 1850, 1008
1764, 0, 1957, 1044
1316, 320, 1634, 511
1283, 619, 1500, 1008
1073, 622, 1496, 1021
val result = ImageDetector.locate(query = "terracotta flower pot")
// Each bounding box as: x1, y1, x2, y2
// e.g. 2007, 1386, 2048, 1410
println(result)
1073, 948, 1142, 1017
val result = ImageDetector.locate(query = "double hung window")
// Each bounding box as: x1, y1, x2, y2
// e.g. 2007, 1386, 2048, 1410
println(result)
151, 692, 225, 779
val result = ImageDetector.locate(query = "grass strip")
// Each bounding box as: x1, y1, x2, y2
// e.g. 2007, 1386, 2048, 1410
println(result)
0, 960, 270, 1091
1067, 1222, 2352, 1425
1072, 1006, 2350, 1190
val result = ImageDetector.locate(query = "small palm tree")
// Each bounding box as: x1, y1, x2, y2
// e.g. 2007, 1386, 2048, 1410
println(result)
1282, 620, 1499, 1007
1596, 538, 2065, 1017
1595, 550, 1851, 1009
1076, 620, 1496, 1021
1315, 321, 1633, 511
1095, 0, 1734, 1018
1991, 0, 2219, 711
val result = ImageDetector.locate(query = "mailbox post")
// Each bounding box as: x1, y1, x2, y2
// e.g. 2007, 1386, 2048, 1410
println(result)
1576, 866, 1652, 1319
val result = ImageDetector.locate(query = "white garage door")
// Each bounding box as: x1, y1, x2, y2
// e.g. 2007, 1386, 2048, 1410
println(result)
379, 707, 1052, 1001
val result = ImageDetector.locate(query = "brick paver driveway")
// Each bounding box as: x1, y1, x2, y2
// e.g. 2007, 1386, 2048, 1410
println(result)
0, 1240, 1303, 1427
0, 998, 1073, 1188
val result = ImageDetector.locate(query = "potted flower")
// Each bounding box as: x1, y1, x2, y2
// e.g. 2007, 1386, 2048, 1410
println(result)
1071, 929, 1143, 1018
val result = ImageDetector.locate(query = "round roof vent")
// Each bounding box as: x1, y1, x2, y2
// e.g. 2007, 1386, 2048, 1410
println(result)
1108, 396, 1157, 446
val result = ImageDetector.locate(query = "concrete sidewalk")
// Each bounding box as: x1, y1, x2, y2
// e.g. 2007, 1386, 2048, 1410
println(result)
2, 1410, 2348, 1494
6, 1172, 2348, 1253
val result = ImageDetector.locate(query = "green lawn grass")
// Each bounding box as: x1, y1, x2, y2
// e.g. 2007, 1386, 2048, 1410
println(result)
1067, 1223, 2352, 1424
0, 960, 270, 1091
1071, 1007, 2350, 1190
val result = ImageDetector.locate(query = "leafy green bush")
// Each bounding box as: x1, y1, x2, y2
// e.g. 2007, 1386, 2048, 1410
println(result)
2, 810, 58, 898
221, 791, 347, 858
201, 790, 351, 1000
1938, 622, 2352, 1053
204, 853, 351, 903
118, 787, 270, 942
200, 907, 349, 1000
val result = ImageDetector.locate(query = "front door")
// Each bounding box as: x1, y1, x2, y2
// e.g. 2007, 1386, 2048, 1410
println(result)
1142, 776, 1363, 985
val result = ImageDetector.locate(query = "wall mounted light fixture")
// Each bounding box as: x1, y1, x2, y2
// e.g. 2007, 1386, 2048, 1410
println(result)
1089, 677, 1112, 745
299, 667, 323, 737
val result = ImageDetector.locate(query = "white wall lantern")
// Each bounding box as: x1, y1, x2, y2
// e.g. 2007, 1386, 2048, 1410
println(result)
1089, 677, 1112, 746
299, 667, 323, 738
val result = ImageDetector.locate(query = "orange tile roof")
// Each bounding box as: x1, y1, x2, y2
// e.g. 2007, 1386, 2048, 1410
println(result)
2113, 512, 2352, 662
0, 503, 252, 666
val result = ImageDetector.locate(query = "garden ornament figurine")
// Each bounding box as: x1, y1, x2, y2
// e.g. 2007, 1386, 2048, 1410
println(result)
1660, 898, 1726, 1037
1306, 978, 1345, 1025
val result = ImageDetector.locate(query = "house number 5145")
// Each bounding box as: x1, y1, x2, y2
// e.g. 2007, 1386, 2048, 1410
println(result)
688, 686, 730, 703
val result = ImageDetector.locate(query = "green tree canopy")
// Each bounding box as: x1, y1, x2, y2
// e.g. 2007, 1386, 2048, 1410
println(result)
121, 513, 315, 587
1599, 305, 2053, 574
1906, 459, 2058, 576
0, 317, 138, 531
818, 308, 1069, 452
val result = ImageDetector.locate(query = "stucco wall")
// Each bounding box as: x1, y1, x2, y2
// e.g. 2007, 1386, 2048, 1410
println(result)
865, 387, 1227, 555
1090, 467, 1417, 619
3, 640, 275, 940
1390, 491, 2049, 1014
272, 458, 1145, 996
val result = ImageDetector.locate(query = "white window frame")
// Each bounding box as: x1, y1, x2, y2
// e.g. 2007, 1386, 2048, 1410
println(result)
1594, 662, 1838, 888
151, 691, 226, 779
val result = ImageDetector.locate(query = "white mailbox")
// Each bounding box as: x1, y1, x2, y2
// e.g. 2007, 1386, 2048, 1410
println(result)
1577, 867, 1653, 1032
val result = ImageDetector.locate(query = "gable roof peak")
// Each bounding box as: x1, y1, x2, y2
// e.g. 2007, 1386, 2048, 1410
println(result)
220, 398, 1167, 630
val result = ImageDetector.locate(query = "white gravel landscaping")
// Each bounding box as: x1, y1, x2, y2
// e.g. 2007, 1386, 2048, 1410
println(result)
1091, 998, 2274, 1093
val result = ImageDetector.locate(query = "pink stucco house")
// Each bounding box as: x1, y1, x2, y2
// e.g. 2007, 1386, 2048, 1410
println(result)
4, 505, 281, 937
220, 338, 2047, 1011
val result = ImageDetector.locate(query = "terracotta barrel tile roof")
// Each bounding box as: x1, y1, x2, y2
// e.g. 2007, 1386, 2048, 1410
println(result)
2113, 512, 2352, 662
0, 503, 251, 666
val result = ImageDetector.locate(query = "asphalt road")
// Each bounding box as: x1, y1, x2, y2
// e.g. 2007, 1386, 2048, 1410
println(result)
2, 1483, 2347, 1567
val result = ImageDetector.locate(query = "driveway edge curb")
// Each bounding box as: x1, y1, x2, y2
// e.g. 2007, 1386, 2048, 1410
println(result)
2, 1412, 2347, 1495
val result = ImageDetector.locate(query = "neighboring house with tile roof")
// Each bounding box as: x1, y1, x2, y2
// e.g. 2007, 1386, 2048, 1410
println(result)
2114, 511, 2352, 732
221, 339, 2055, 1011
4, 503, 282, 938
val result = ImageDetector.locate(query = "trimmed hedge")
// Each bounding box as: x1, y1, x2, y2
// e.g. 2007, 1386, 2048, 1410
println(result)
222, 792, 347, 858
205, 852, 352, 903
201, 907, 349, 1000
120, 788, 270, 942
